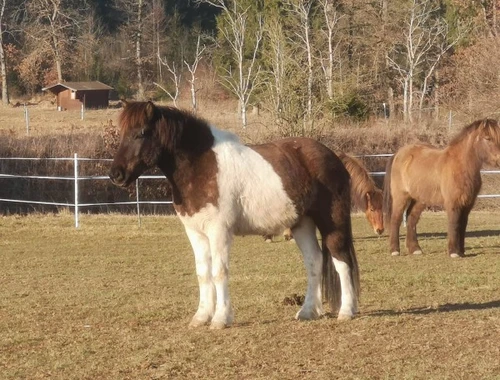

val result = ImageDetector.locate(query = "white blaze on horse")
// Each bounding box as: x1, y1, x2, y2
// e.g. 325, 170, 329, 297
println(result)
109, 101, 360, 329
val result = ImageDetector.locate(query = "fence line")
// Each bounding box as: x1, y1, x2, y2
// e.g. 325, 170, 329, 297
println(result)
0, 154, 173, 228
2, 154, 500, 227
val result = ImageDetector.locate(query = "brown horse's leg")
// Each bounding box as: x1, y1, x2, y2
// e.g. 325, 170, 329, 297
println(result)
446, 208, 464, 258
457, 207, 472, 256
405, 200, 426, 255
389, 195, 408, 256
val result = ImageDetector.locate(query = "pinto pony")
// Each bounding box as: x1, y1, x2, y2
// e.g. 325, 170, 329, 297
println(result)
383, 119, 500, 258
109, 101, 360, 329
265, 152, 384, 242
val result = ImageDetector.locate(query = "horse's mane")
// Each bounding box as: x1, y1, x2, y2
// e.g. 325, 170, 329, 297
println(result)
449, 118, 500, 147
337, 152, 379, 210
119, 101, 214, 154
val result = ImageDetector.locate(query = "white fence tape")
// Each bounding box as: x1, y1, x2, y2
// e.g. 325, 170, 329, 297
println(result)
1, 154, 500, 227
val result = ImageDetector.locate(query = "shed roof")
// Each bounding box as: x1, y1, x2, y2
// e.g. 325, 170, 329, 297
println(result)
42, 81, 113, 92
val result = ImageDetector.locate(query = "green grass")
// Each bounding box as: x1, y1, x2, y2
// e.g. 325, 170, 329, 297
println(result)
1, 212, 499, 379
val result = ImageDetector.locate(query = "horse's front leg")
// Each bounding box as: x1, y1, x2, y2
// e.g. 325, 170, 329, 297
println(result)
405, 200, 426, 255
208, 227, 234, 329
291, 217, 324, 321
389, 196, 407, 256
185, 227, 216, 328
446, 208, 465, 258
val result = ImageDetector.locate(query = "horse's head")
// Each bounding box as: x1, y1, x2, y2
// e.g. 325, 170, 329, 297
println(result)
475, 119, 500, 167
365, 190, 384, 235
109, 101, 163, 187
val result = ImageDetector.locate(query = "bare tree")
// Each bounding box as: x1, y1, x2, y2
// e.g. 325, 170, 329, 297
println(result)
24, 0, 88, 82
196, 0, 263, 128
0, 0, 9, 104
264, 15, 286, 118
155, 57, 181, 107
387, 0, 464, 122
283, 0, 314, 124
319, 0, 342, 101
184, 34, 206, 112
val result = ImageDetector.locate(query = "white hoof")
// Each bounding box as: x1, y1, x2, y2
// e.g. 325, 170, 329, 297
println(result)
450, 253, 462, 258
295, 307, 322, 321
412, 250, 423, 255
265, 238, 272, 243
337, 312, 355, 321
391, 251, 400, 256
209, 320, 230, 330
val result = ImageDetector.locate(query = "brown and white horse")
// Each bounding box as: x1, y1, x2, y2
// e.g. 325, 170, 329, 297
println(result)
109, 101, 360, 329
384, 119, 500, 258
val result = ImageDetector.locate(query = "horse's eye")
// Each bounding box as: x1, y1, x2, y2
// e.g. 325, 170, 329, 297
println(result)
135, 128, 147, 139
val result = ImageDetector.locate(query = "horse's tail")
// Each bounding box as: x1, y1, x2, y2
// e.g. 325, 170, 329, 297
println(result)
383, 156, 394, 225
321, 181, 360, 313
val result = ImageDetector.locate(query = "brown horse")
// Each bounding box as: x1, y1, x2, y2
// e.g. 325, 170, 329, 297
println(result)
383, 119, 500, 258
265, 152, 384, 242
109, 101, 360, 329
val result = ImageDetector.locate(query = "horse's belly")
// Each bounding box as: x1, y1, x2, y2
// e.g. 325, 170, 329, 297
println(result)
233, 194, 298, 236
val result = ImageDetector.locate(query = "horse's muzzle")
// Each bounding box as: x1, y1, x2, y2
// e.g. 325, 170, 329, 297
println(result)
109, 167, 127, 187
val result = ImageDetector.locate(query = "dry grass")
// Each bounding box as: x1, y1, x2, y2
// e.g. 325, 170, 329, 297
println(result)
1, 212, 499, 379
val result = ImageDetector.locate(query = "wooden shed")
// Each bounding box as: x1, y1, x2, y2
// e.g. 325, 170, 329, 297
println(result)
42, 81, 113, 111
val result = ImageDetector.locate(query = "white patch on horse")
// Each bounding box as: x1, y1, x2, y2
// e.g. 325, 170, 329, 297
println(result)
332, 257, 358, 319
193, 127, 298, 236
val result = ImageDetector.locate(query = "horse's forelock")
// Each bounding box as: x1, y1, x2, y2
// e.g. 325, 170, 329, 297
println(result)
482, 119, 500, 144
119, 102, 151, 134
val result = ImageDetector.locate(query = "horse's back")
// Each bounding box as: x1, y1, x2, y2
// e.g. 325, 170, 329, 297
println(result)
252, 137, 349, 194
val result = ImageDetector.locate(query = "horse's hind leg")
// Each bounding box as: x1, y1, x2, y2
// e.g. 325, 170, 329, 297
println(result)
185, 227, 216, 328
405, 200, 426, 255
291, 217, 324, 320
323, 231, 358, 319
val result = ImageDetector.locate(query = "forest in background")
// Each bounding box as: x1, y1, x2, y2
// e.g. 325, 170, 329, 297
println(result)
0, 0, 499, 132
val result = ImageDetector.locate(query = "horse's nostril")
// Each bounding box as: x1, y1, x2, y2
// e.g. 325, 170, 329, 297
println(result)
376, 228, 384, 235
109, 167, 124, 183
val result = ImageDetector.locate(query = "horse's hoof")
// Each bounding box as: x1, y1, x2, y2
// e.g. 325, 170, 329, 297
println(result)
265, 238, 272, 243
189, 318, 209, 329
337, 313, 355, 321
295, 308, 321, 321
209, 320, 229, 330
449, 253, 463, 258
391, 251, 400, 256
412, 250, 423, 255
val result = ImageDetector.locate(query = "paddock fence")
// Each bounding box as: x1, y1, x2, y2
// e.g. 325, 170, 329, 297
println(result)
1, 154, 500, 228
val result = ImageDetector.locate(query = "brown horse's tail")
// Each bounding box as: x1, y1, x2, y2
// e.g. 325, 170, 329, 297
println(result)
383, 156, 394, 225
321, 186, 360, 313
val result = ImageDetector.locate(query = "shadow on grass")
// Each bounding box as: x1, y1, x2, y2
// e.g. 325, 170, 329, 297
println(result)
391, 229, 500, 239
365, 299, 500, 318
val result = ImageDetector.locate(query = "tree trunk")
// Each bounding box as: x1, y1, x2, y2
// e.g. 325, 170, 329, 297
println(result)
136, 0, 145, 100
0, 17, 8, 104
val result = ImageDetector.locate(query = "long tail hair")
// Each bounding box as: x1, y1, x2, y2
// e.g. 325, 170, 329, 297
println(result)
383, 156, 394, 226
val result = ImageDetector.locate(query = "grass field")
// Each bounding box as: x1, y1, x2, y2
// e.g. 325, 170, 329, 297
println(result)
1, 212, 499, 379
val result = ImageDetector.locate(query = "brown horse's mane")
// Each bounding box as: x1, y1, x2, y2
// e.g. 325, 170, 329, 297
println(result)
337, 152, 379, 211
119, 101, 214, 153
449, 118, 500, 147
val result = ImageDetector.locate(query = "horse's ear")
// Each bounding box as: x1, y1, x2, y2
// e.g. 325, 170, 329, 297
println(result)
145, 101, 156, 121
